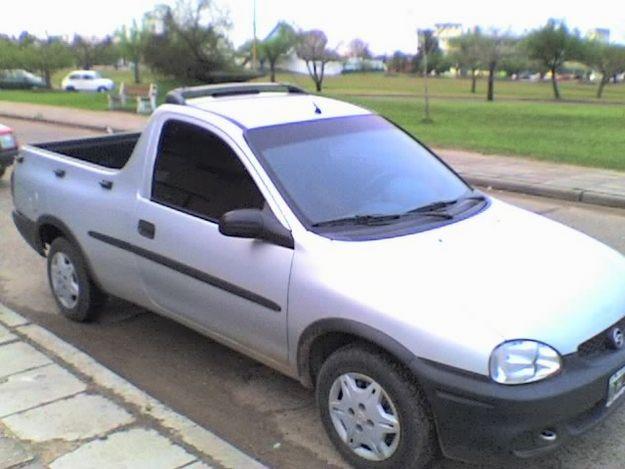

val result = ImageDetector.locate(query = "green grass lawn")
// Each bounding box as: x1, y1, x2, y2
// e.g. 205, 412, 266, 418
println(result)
1, 69, 624, 170
342, 95, 625, 171
274, 72, 625, 103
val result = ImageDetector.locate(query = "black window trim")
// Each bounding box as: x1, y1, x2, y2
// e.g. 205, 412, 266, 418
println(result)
150, 117, 267, 225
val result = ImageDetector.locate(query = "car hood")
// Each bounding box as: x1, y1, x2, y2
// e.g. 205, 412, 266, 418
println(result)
314, 199, 625, 356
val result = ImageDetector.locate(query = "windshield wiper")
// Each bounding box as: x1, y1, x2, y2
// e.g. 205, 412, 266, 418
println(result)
403, 193, 487, 220
312, 214, 402, 228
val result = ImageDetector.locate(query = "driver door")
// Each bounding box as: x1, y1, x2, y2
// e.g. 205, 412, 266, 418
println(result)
134, 118, 293, 363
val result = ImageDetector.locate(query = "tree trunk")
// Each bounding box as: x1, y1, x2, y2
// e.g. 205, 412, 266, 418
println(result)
487, 62, 495, 101
133, 60, 141, 84
470, 68, 477, 94
269, 60, 276, 82
43, 69, 52, 89
550, 67, 561, 99
597, 75, 607, 98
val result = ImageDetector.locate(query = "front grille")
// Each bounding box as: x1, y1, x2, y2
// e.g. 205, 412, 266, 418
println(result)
578, 317, 625, 357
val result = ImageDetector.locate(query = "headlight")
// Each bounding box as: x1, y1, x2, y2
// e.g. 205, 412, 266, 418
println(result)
489, 340, 561, 385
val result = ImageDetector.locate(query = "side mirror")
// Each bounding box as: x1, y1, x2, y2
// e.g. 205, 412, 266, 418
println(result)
219, 209, 294, 249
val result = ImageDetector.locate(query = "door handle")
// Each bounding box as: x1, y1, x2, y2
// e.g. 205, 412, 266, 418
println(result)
99, 180, 113, 190
138, 220, 156, 239
54, 169, 66, 178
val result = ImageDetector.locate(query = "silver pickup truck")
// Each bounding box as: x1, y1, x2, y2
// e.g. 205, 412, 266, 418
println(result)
11, 83, 625, 468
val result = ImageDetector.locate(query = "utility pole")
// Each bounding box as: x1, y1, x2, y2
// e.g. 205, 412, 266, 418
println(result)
418, 29, 432, 123
252, 0, 258, 70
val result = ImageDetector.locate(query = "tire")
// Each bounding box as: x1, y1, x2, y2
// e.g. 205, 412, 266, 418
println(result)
47, 237, 107, 322
317, 344, 437, 469
65, 86, 75, 92
97, 86, 107, 93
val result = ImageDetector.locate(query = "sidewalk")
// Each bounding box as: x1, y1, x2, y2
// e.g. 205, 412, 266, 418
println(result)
440, 149, 625, 209
1, 100, 624, 209
0, 303, 265, 469
0, 101, 146, 133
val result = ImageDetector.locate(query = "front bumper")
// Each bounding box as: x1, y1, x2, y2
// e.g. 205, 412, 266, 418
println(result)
410, 348, 625, 464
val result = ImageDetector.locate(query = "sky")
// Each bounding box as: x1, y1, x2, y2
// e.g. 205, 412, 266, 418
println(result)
4, 0, 625, 54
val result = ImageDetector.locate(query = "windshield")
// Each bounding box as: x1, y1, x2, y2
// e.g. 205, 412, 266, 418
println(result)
246, 115, 470, 228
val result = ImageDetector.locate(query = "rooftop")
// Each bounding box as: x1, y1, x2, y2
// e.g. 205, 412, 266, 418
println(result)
186, 92, 370, 130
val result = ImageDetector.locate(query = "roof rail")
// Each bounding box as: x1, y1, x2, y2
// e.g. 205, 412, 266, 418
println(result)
165, 82, 307, 105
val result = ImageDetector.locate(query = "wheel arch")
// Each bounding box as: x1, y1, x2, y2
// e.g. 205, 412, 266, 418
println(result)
36, 215, 106, 292
297, 318, 419, 389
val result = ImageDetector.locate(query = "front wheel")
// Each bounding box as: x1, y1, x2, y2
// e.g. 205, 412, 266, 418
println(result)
317, 344, 437, 469
47, 237, 107, 322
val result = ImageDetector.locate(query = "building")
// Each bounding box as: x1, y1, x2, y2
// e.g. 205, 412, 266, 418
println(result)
587, 28, 610, 43
434, 23, 463, 53
275, 52, 343, 76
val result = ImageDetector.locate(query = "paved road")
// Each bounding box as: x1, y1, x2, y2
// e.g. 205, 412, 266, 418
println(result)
2, 119, 625, 468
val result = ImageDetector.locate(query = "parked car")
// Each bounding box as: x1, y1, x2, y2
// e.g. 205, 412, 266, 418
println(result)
61, 70, 114, 92
0, 124, 17, 178
11, 83, 625, 468
0, 69, 46, 89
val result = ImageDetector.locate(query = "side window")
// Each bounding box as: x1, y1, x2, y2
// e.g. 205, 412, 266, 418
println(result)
82, 74, 93, 80
69, 74, 81, 80
152, 120, 265, 221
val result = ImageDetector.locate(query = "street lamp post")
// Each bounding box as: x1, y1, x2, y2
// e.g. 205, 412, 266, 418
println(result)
252, 0, 258, 70
418, 29, 433, 123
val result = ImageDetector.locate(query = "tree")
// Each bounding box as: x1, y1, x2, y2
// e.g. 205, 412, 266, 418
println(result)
259, 22, 296, 82
525, 19, 583, 99
25, 38, 73, 88
449, 29, 483, 93
143, 0, 254, 83
480, 33, 515, 101
347, 38, 371, 59
585, 42, 625, 98
412, 29, 441, 75
0, 37, 20, 72
296, 30, 338, 92
71, 35, 119, 69
3, 33, 72, 89
388, 50, 410, 73
117, 20, 148, 83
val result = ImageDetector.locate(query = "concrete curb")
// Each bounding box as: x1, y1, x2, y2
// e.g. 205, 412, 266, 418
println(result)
464, 175, 625, 210
0, 303, 266, 469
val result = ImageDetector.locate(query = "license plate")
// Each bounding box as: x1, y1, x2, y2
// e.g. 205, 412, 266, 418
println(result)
0, 134, 15, 150
607, 365, 625, 407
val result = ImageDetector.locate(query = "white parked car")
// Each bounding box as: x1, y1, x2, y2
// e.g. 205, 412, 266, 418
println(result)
61, 70, 114, 92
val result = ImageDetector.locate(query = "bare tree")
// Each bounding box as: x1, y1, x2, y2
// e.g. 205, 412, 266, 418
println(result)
296, 30, 338, 92
347, 38, 371, 59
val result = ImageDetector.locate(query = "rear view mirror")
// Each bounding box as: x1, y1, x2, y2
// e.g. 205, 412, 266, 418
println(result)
219, 209, 294, 249
219, 209, 264, 239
